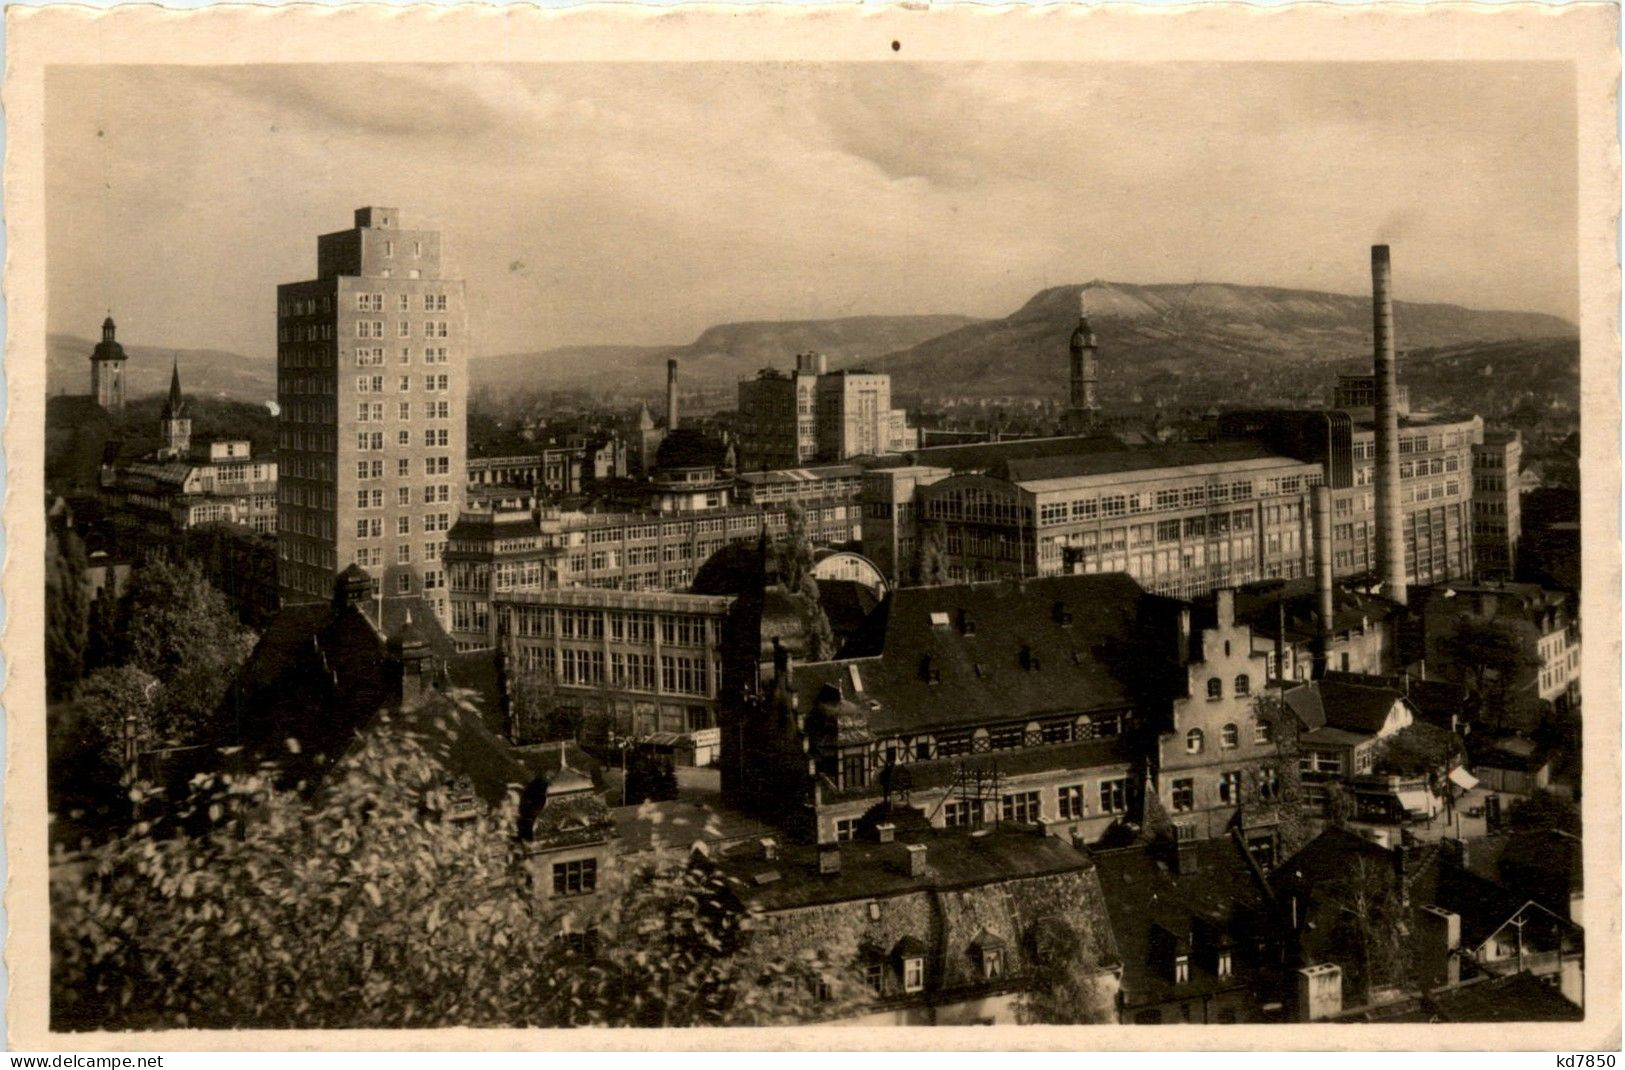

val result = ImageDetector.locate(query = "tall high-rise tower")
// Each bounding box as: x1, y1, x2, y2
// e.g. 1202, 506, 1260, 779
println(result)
90, 316, 128, 413
158, 358, 191, 459
276, 207, 467, 616
1067, 291, 1099, 431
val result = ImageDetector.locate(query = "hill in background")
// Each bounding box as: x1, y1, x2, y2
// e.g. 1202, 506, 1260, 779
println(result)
471, 315, 982, 396
868, 282, 1576, 407
49, 334, 275, 403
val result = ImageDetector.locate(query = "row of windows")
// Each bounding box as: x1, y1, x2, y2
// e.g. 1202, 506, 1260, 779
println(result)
1184, 718, 1271, 755
354, 320, 452, 339
355, 293, 448, 312
1170, 767, 1278, 812
355, 374, 452, 393
354, 347, 451, 367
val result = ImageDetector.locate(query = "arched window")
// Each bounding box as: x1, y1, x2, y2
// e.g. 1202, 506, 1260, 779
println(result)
1221, 723, 1239, 749
1185, 728, 1204, 754
1234, 674, 1251, 697
1206, 678, 1223, 701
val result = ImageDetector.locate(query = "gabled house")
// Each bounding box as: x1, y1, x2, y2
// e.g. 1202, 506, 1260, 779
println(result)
1283, 677, 1421, 817
1092, 834, 1282, 1024
719, 573, 1185, 846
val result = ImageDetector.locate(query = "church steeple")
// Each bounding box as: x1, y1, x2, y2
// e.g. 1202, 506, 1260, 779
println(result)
90, 315, 129, 413
158, 357, 192, 459
1067, 289, 1100, 432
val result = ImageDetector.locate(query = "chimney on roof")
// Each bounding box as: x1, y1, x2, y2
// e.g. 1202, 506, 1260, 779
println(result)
760, 836, 778, 862
875, 822, 897, 844
1415, 905, 1462, 991
1174, 839, 1199, 876
1296, 963, 1344, 1022
385, 610, 433, 710
818, 841, 842, 876
903, 842, 927, 878
1312, 484, 1334, 680
1216, 589, 1236, 629
1176, 607, 1192, 665
1371, 245, 1407, 607
666, 358, 680, 431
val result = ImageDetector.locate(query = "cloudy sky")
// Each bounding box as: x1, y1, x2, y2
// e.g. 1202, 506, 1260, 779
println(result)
46, 61, 1577, 359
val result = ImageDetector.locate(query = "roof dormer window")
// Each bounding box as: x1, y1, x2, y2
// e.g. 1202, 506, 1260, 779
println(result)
1174, 955, 1190, 985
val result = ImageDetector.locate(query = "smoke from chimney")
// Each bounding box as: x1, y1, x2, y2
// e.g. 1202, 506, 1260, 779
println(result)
666, 358, 680, 431
1371, 245, 1407, 607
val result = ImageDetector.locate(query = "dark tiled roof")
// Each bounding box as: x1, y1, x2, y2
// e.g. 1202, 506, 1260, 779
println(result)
817, 579, 881, 640
1093, 838, 1275, 1011
656, 428, 731, 471
711, 827, 1100, 913
1271, 827, 1394, 898
803, 573, 1176, 737
1424, 972, 1583, 1022
1227, 582, 1405, 645
1285, 678, 1406, 737
1406, 850, 1564, 952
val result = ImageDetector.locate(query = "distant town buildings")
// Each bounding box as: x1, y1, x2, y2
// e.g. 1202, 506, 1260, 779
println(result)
276, 207, 468, 620
99, 363, 279, 544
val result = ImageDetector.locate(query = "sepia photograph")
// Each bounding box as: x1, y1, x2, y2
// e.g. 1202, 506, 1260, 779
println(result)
7, 3, 1618, 1052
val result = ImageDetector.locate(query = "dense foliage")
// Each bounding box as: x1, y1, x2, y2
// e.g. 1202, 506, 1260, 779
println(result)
46, 527, 91, 700
1436, 616, 1541, 729
52, 724, 860, 1030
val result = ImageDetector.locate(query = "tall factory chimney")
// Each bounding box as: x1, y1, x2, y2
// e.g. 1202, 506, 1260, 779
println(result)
1371, 245, 1407, 607
666, 358, 680, 431
1312, 484, 1335, 678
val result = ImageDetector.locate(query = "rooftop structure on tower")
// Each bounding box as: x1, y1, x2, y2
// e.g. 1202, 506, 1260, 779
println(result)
90, 316, 129, 413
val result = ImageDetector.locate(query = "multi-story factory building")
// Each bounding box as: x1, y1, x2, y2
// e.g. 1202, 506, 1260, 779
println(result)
737, 353, 916, 469
445, 496, 559, 651
860, 442, 1327, 600
495, 587, 733, 759
544, 500, 860, 592
1471, 429, 1523, 579
276, 207, 468, 616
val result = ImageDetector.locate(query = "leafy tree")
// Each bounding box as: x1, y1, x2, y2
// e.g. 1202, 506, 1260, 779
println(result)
1319, 855, 1411, 1004
1507, 788, 1581, 836
507, 666, 561, 744
1016, 917, 1115, 1024
116, 557, 250, 695
624, 747, 679, 806
84, 588, 120, 674
51, 724, 858, 1030
1373, 722, 1463, 778
46, 527, 91, 699
70, 665, 162, 774
1435, 616, 1540, 728
910, 522, 949, 587
1244, 693, 1311, 860
1323, 781, 1356, 830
